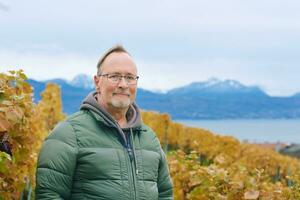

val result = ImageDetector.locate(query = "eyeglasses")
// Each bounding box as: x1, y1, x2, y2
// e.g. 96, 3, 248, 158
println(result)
98, 73, 139, 85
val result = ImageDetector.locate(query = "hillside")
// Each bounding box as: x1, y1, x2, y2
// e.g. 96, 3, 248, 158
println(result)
142, 111, 300, 199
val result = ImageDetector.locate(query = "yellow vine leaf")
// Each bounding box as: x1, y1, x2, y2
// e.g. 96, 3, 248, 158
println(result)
244, 190, 259, 199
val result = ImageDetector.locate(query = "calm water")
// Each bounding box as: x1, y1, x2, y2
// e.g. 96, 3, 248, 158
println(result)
176, 119, 300, 144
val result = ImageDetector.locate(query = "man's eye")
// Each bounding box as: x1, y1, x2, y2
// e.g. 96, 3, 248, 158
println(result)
126, 76, 135, 80
109, 75, 120, 79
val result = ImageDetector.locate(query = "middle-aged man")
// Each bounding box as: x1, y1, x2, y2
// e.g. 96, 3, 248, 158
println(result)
35, 45, 173, 200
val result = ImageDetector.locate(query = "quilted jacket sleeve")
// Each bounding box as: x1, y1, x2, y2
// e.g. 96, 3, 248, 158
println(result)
35, 121, 78, 200
157, 145, 173, 200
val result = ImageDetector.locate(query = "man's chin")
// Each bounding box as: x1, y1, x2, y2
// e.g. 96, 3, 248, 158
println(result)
111, 100, 131, 109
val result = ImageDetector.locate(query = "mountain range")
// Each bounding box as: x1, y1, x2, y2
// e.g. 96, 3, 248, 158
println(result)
28, 74, 300, 119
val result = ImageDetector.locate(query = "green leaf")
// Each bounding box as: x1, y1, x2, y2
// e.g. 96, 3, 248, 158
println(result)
16, 69, 27, 80
19, 72, 27, 80
0, 93, 4, 103
8, 70, 16, 75
0, 151, 12, 161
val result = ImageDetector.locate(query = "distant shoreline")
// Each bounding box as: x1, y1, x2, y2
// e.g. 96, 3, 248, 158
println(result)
176, 119, 300, 144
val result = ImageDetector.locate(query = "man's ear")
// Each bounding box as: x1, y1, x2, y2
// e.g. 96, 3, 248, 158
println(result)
93, 75, 100, 92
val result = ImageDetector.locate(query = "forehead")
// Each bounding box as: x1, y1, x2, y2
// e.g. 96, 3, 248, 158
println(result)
101, 52, 137, 74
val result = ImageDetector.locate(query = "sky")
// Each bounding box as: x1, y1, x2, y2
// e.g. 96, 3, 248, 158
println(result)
1, 0, 300, 96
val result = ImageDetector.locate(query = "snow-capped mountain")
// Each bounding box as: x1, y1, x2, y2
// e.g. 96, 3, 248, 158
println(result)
189, 78, 246, 90
168, 78, 265, 96
28, 76, 300, 119
69, 74, 94, 89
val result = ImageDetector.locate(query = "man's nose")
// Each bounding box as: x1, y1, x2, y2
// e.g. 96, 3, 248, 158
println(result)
117, 77, 129, 88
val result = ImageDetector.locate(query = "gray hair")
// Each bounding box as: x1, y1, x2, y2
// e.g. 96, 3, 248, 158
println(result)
96, 45, 130, 75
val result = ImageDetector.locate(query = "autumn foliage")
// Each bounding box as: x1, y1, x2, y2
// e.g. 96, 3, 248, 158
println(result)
142, 111, 300, 199
0, 70, 65, 199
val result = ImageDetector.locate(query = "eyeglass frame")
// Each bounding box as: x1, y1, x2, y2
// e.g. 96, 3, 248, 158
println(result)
97, 73, 139, 85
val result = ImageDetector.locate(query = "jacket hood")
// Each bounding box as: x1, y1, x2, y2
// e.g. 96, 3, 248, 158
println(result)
80, 91, 142, 130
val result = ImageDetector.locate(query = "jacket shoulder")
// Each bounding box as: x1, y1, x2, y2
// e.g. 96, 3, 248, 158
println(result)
140, 123, 156, 135
46, 110, 89, 144
66, 110, 91, 123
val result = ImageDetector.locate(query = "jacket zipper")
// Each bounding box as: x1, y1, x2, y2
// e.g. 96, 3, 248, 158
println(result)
115, 124, 138, 200
123, 130, 137, 200
128, 130, 138, 200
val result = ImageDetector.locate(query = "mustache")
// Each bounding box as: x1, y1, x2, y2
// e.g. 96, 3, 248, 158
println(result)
113, 91, 130, 96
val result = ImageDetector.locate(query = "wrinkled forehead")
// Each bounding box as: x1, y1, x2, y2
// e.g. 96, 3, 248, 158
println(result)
100, 52, 137, 74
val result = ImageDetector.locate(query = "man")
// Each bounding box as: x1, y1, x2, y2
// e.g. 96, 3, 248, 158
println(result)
35, 45, 173, 200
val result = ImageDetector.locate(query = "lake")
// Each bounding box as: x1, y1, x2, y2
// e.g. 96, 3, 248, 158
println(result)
176, 119, 300, 144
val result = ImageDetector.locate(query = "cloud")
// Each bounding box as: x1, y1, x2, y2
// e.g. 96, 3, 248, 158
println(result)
1, 48, 300, 96
0, 49, 97, 81
0, 2, 10, 11
1, 0, 300, 96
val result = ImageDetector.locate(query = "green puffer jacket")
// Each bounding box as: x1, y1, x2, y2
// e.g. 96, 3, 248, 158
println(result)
35, 92, 173, 200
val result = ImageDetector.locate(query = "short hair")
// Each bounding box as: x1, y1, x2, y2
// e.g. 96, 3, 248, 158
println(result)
96, 45, 130, 75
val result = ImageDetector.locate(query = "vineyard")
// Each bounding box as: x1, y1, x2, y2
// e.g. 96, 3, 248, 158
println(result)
1, 70, 300, 199
142, 113, 300, 199
0, 70, 65, 199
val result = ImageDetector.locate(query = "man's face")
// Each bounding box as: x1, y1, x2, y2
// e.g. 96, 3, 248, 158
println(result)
94, 52, 138, 111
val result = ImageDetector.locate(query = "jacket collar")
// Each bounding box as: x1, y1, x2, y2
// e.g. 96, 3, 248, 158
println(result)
80, 91, 143, 130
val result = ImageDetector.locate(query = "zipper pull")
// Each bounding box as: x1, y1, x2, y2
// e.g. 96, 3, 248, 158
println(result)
127, 147, 133, 161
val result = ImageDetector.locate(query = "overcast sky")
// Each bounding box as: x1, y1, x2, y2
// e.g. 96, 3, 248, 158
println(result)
1, 0, 300, 96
